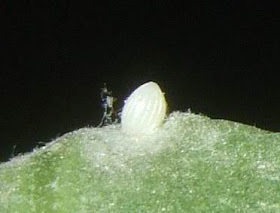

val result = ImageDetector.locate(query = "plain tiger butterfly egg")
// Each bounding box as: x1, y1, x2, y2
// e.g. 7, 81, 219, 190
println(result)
121, 81, 167, 135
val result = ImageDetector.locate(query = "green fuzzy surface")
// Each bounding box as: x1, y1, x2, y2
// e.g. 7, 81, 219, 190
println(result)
1, 112, 280, 212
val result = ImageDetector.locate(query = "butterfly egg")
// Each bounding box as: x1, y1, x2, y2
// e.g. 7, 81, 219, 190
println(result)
121, 81, 167, 135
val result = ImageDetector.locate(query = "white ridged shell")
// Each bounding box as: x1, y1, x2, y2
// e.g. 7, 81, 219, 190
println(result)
121, 81, 167, 135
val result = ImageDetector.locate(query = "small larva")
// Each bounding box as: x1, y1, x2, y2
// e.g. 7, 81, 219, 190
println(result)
121, 81, 167, 135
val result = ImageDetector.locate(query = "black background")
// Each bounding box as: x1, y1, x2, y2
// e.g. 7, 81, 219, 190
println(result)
1, 1, 279, 162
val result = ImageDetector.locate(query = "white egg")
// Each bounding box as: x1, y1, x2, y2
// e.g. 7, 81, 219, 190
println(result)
121, 81, 167, 135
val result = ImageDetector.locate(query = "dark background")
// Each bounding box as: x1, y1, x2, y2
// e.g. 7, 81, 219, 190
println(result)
1, 1, 279, 162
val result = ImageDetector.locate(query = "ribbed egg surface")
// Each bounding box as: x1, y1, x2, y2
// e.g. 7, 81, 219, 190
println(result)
121, 81, 167, 135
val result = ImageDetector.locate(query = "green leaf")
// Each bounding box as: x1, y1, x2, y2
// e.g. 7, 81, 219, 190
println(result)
1, 112, 280, 212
